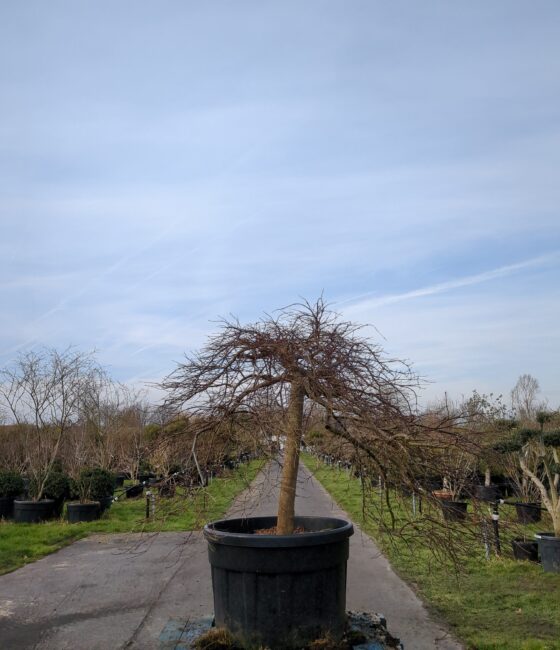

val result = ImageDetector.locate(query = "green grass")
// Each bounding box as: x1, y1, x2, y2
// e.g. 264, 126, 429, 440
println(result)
302, 453, 560, 650
0, 460, 262, 575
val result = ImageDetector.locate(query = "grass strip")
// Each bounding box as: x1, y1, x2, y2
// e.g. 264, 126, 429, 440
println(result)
302, 452, 560, 650
0, 460, 262, 575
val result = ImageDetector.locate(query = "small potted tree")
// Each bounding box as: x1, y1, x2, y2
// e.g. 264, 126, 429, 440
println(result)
162, 299, 461, 648
464, 392, 508, 502
436, 447, 476, 522
67, 469, 101, 523
500, 441, 542, 524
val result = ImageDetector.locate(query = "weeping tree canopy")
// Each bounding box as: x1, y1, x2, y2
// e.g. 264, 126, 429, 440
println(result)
162, 298, 472, 538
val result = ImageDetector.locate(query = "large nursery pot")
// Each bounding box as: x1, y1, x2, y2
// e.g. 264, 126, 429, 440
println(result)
515, 502, 542, 524
115, 473, 127, 488
439, 500, 468, 522
203, 516, 354, 649
13, 499, 55, 523
126, 484, 144, 498
511, 538, 539, 563
473, 485, 500, 502
97, 495, 113, 513
536, 534, 560, 573
66, 501, 101, 523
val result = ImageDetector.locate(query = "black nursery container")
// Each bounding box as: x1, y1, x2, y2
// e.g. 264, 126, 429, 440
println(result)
115, 473, 127, 487
204, 516, 353, 649
13, 499, 55, 523
537, 534, 560, 573
515, 502, 542, 524
98, 496, 113, 513
126, 484, 144, 498
473, 485, 500, 502
67, 502, 101, 523
511, 539, 539, 562
440, 500, 468, 522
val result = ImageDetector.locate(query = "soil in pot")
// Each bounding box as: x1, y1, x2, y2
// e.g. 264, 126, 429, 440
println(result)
537, 534, 560, 573
204, 516, 353, 649
512, 539, 539, 562
515, 502, 542, 524
440, 500, 468, 522
13, 499, 55, 523
67, 501, 101, 523
432, 489, 453, 501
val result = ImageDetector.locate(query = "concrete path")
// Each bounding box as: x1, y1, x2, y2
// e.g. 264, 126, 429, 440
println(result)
0, 461, 463, 649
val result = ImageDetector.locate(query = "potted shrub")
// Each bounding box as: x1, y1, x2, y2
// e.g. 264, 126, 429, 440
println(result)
162, 299, 461, 649
66, 468, 114, 522
434, 447, 475, 522
87, 468, 115, 513
494, 412, 560, 572
41, 469, 71, 517
462, 392, 509, 502
0, 470, 25, 519
14, 469, 70, 523
499, 441, 542, 524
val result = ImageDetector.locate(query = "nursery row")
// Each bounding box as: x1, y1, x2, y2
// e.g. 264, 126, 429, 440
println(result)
303, 453, 560, 650
0, 458, 263, 575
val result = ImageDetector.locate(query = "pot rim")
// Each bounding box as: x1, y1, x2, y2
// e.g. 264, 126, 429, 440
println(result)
13, 498, 55, 505
204, 515, 353, 548
534, 531, 558, 539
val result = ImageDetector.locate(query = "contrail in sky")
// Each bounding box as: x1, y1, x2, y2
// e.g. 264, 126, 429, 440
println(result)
341, 250, 560, 311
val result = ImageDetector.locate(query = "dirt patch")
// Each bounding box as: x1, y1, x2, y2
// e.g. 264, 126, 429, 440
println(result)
254, 526, 306, 535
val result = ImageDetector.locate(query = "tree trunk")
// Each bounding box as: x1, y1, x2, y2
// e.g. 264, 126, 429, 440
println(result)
276, 379, 305, 534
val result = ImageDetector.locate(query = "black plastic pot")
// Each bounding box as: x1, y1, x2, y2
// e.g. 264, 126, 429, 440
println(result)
126, 484, 144, 498
98, 496, 113, 513
0, 496, 15, 519
440, 500, 468, 522
204, 516, 353, 649
473, 485, 500, 502
515, 502, 542, 524
13, 499, 55, 523
115, 473, 126, 488
67, 502, 101, 523
537, 534, 560, 573
511, 539, 539, 562
51, 496, 65, 518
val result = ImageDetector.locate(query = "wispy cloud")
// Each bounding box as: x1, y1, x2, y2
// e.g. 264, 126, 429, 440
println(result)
342, 251, 560, 312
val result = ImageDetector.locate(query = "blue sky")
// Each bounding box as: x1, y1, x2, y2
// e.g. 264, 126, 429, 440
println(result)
1, 1, 559, 407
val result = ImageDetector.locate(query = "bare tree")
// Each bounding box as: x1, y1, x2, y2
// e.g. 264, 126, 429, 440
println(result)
162, 298, 459, 535
511, 374, 541, 422
0, 348, 100, 501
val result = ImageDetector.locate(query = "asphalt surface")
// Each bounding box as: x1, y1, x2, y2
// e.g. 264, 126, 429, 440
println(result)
0, 461, 463, 649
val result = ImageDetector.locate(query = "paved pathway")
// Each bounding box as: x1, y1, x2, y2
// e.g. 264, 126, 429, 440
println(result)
0, 461, 463, 649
